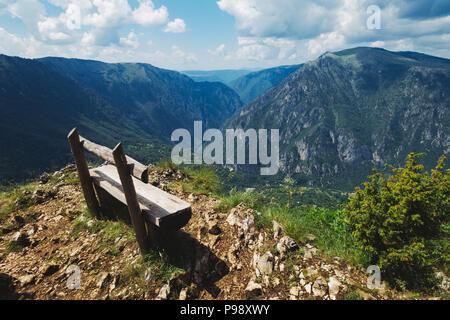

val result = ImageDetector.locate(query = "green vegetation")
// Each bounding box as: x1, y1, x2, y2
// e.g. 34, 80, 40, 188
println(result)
256, 205, 365, 263
180, 166, 223, 196
214, 189, 260, 213
122, 251, 185, 285
214, 187, 363, 263
225, 47, 450, 191
6, 240, 26, 253
0, 54, 241, 185
70, 208, 135, 247
152, 160, 225, 197
344, 291, 364, 300
1, 149, 447, 297
345, 153, 449, 291
0, 182, 38, 222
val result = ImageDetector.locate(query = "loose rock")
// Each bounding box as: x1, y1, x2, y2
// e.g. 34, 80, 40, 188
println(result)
245, 280, 263, 297
256, 252, 274, 275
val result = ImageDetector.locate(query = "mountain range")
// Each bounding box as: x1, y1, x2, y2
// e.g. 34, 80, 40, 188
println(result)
181, 69, 254, 84
229, 64, 303, 104
0, 55, 242, 182
226, 47, 450, 189
1, 47, 449, 190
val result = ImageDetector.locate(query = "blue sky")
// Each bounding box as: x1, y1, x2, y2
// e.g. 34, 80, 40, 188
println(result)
0, 0, 449, 70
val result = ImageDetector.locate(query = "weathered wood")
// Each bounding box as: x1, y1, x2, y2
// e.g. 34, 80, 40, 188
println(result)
112, 143, 150, 255
67, 128, 100, 217
79, 135, 149, 183
90, 165, 192, 230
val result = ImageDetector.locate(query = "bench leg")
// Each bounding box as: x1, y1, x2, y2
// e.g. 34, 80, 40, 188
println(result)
67, 128, 100, 217
112, 143, 151, 255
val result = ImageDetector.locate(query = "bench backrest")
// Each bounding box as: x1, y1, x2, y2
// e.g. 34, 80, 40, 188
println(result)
77, 133, 149, 183
68, 127, 152, 254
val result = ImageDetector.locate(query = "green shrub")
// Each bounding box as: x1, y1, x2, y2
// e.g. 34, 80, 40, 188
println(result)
215, 189, 261, 213
181, 166, 223, 196
254, 204, 362, 263
345, 153, 449, 291
156, 159, 179, 171
345, 291, 364, 300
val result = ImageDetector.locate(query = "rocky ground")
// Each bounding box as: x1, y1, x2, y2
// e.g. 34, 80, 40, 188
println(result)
0, 165, 443, 300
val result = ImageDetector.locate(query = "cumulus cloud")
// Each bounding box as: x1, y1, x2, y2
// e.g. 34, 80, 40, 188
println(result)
218, 0, 450, 62
208, 43, 225, 56
119, 31, 139, 48
395, 0, 450, 20
0, 0, 189, 64
217, 0, 341, 40
83, 0, 131, 28
3, 0, 46, 32
164, 18, 186, 33
132, 0, 168, 26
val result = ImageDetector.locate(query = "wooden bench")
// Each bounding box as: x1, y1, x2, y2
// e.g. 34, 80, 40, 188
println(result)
67, 128, 192, 254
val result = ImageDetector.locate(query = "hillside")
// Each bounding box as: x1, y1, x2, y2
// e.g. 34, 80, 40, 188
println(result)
225, 47, 450, 190
229, 64, 303, 104
1, 164, 446, 300
181, 69, 254, 84
0, 55, 242, 183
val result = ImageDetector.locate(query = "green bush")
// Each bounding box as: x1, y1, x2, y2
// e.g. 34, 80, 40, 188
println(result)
345, 153, 449, 291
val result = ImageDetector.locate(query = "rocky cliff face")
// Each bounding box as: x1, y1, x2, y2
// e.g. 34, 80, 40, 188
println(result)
226, 47, 450, 189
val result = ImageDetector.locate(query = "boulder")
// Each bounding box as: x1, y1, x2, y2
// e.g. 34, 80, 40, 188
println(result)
289, 286, 300, 298
328, 276, 341, 300
312, 277, 328, 297
156, 283, 170, 300
226, 203, 255, 243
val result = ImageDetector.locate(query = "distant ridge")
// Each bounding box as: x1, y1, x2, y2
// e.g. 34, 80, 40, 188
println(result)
229, 64, 303, 103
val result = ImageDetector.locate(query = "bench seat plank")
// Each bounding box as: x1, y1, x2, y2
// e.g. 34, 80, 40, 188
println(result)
90, 165, 191, 229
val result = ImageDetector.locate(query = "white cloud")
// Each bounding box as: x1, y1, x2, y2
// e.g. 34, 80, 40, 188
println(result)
119, 31, 139, 48
4, 0, 46, 33
218, 0, 450, 63
83, 0, 131, 28
0, 26, 29, 55
132, 0, 168, 26
81, 31, 95, 46
0, 0, 186, 63
307, 32, 346, 56
208, 43, 225, 56
217, 0, 340, 40
164, 18, 186, 33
